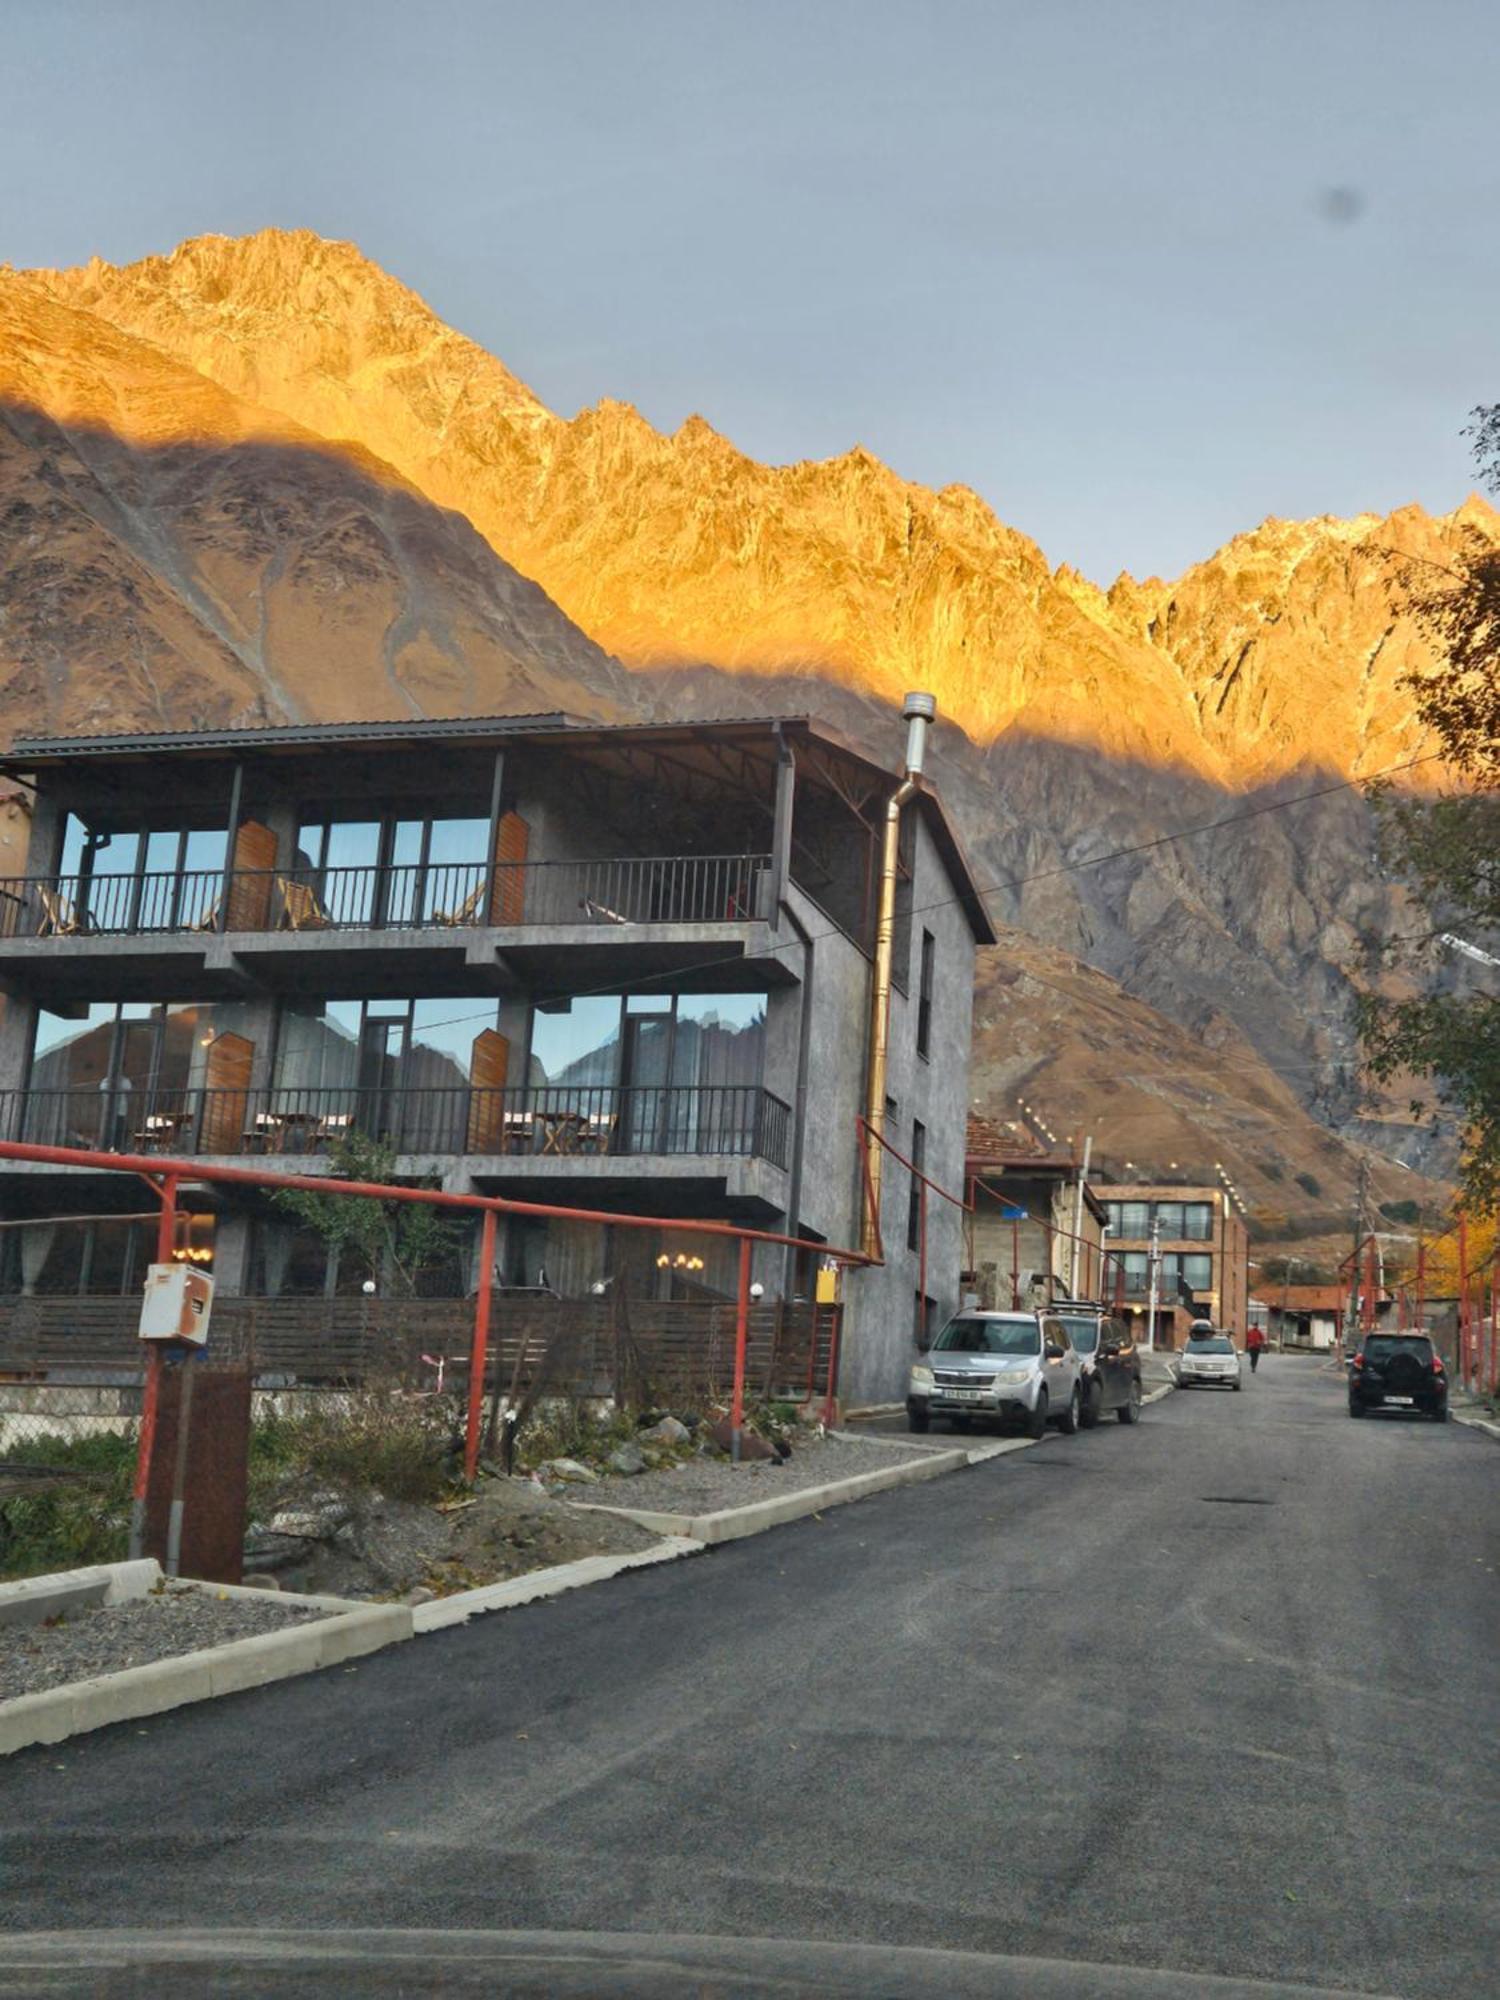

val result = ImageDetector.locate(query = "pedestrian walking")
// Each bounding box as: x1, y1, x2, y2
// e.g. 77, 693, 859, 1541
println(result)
1246, 1323, 1267, 1374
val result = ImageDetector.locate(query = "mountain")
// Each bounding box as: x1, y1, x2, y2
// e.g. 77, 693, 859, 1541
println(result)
0, 272, 632, 752
6, 228, 1491, 1216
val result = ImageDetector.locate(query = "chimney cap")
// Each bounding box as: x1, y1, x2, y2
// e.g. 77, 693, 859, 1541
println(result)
902, 691, 937, 722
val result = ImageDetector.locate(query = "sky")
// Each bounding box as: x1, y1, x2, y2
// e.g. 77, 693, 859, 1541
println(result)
4, 0, 1497, 584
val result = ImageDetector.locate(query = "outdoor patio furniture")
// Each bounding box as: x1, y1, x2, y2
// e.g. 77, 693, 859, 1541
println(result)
499, 1111, 537, 1154
539, 1109, 587, 1154
135, 1112, 189, 1153
434, 880, 486, 927
314, 1111, 354, 1145
36, 886, 87, 937
579, 1112, 617, 1154
276, 876, 332, 930
580, 896, 629, 925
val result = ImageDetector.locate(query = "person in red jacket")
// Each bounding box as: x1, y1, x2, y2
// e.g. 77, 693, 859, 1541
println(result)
1246, 1323, 1268, 1373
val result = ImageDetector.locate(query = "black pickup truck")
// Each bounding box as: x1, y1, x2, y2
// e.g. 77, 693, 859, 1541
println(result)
1052, 1300, 1143, 1427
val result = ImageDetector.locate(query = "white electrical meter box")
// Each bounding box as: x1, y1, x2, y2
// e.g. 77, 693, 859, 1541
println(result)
139, 1263, 215, 1345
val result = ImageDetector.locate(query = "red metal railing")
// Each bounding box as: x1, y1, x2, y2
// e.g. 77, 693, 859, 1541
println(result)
0, 1137, 875, 1528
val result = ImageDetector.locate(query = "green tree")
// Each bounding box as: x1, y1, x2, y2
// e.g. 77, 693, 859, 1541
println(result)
272, 1130, 458, 1296
1359, 406, 1500, 1209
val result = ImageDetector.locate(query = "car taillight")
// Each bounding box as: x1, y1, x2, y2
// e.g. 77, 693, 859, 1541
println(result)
1351, 1355, 1363, 1369
1432, 1357, 1445, 1374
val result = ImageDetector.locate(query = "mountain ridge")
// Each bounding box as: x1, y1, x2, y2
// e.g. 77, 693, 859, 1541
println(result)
1, 226, 1482, 1210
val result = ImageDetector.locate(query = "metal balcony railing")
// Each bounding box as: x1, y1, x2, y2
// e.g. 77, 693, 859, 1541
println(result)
0, 853, 772, 940
2, 1082, 792, 1171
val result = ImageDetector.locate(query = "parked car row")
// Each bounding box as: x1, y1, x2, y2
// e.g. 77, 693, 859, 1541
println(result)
907, 1300, 1143, 1438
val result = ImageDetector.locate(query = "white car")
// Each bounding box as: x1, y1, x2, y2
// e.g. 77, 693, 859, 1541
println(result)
1177, 1330, 1242, 1390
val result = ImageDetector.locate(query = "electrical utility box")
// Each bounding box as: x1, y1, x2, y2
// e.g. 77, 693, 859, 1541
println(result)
139, 1263, 215, 1345
815, 1264, 841, 1306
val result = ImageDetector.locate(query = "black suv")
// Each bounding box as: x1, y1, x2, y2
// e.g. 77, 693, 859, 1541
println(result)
1052, 1301, 1143, 1427
1348, 1332, 1448, 1421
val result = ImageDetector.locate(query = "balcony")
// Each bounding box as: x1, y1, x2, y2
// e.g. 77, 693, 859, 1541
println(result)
2, 1081, 792, 1173
0, 852, 773, 941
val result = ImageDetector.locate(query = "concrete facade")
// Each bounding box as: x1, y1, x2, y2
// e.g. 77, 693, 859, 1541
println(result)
0, 713, 992, 1407
1093, 1183, 1250, 1349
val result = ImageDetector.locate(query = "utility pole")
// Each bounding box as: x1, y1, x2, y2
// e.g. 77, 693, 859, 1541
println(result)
1344, 1158, 1368, 1358
1146, 1217, 1161, 1353
1069, 1133, 1092, 1297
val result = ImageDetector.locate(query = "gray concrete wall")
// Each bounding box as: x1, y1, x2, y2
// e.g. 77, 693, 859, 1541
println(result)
835, 814, 978, 1407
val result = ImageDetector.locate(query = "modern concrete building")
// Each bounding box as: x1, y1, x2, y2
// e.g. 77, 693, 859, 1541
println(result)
0, 710, 992, 1406
1093, 1183, 1250, 1348
964, 1116, 1107, 1309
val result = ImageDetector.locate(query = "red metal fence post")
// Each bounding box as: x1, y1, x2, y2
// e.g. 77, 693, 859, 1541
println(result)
1458, 1209, 1471, 1390
129, 1174, 177, 1560
464, 1207, 498, 1482
730, 1235, 752, 1463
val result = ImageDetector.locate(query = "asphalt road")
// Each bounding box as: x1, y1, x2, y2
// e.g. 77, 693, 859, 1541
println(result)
3, 1356, 1497, 1998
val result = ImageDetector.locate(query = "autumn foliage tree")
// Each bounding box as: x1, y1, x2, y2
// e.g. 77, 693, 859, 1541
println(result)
1360, 407, 1500, 1212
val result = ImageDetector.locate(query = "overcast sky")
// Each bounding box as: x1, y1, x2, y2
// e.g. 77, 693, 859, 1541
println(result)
5, 0, 1496, 583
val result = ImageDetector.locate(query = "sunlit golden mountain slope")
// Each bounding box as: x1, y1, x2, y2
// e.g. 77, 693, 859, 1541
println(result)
35, 228, 1496, 788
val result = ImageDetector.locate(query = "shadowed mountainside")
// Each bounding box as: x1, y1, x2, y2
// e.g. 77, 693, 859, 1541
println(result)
3, 229, 1484, 1206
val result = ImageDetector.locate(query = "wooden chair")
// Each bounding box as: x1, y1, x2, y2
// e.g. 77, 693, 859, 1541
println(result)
434, 880, 485, 927
277, 876, 332, 930
580, 1112, 617, 1155
36, 886, 86, 937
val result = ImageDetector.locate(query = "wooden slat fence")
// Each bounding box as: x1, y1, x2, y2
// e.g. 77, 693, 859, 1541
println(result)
0, 1294, 839, 1409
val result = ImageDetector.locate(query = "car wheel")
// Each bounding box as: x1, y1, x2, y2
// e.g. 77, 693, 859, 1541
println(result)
1117, 1379, 1142, 1425
1080, 1380, 1103, 1429
1026, 1392, 1048, 1441
908, 1407, 930, 1435
1348, 1398, 1364, 1418
1432, 1405, 1449, 1423
1056, 1385, 1081, 1435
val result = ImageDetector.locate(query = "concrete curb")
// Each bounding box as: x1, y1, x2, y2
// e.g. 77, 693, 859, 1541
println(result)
1143, 1382, 1175, 1405
1453, 1410, 1500, 1442
410, 1537, 704, 1633
571, 1445, 971, 1545
0, 1561, 412, 1757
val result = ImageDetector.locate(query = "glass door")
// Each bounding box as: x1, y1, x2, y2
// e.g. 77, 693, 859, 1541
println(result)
621, 997, 672, 1153
358, 1004, 409, 1146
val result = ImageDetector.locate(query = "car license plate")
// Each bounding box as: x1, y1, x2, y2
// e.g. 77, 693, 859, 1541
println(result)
1387, 1395, 1412, 1405
944, 1388, 984, 1402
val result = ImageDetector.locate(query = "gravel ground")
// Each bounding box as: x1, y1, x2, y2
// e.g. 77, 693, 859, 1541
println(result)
579, 1430, 950, 1516
0, 1588, 324, 1702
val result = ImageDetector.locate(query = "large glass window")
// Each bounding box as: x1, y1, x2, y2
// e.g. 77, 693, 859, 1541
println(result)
528, 992, 766, 1153
1181, 1202, 1214, 1241
295, 811, 491, 927
26, 1000, 251, 1147
55, 818, 228, 931
272, 998, 495, 1151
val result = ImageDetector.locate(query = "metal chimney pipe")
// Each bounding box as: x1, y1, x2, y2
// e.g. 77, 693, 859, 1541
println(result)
862, 693, 938, 1260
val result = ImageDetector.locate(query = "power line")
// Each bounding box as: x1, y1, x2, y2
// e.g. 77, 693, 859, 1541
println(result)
413, 744, 1446, 1040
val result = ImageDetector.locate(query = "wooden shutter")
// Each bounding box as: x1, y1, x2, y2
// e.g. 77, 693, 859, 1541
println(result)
488, 812, 529, 926
225, 820, 277, 931
200, 1031, 254, 1154
465, 1028, 510, 1152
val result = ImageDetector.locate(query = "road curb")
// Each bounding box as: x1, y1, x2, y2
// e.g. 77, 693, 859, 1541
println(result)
1143, 1381, 1175, 1405
570, 1446, 971, 1545
0, 1561, 411, 1756
1453, 1410, 1500, 1442
410, 1537, 704, 1632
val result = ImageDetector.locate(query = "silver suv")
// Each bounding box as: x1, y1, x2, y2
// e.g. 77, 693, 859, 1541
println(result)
908, 1310, 1083, 1439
